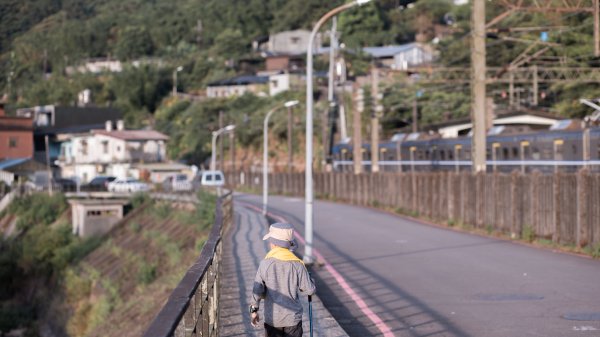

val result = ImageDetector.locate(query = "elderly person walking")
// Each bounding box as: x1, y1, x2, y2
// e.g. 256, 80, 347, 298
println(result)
250, 223, 316, 337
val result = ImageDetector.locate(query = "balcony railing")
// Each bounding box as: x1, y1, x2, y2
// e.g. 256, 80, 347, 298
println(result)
143, 191, 233, 337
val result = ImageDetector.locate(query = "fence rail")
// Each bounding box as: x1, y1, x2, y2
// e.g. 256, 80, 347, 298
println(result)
143, 192, 233, 337
229, 170, 600, 248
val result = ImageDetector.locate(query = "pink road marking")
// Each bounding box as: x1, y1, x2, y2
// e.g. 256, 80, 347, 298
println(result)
241, 202, 395, 337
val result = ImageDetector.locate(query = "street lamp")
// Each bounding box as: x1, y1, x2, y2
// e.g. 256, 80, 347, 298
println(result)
172, 66, 183, 96
211, 124, 235, 171
304, 0, 372, 264
263, 100, 300, 215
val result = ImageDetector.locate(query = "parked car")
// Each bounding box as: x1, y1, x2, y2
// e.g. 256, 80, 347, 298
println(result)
86, 176, 116, 191
107, 178, 151, 193
53, 178, 77, 192
162, 174, 193, 192
200, 170, 225, 187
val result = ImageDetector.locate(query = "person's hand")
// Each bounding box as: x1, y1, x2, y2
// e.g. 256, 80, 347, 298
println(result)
251, 312, 260, 327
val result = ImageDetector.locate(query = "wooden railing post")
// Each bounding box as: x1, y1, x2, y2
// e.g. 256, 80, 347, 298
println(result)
577, 169, 590, 248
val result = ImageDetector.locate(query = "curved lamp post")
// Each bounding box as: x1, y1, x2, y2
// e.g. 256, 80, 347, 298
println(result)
172, 66, 183, 96
263, 100, 300, 215
304, 0, 373, 264
211, 124, 235, 171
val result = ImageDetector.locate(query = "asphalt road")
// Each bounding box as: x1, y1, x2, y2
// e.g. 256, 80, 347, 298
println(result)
235, 193, 600, 337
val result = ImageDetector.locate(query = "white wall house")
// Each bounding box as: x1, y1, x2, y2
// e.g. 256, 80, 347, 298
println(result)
263, 30, 321, 55
268, 73, 302, 96
363, 43, 435, 69
58, 122, 169, 182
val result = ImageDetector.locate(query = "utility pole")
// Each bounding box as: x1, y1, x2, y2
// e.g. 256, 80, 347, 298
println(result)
328, 17, 337, 103
196, 19, 203, 48
595, 0, 600, 56
370, 67, 380, 173
532, 65, 539, 106
230, 131, 235, 177
412, 97, 418, 133
287, 105, 294, 173
219, 110, 224, 170
353, 85, 364, 174
471, 0, 487, 172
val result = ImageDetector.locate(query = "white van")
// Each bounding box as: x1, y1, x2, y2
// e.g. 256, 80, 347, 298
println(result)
200, 170, 225, 187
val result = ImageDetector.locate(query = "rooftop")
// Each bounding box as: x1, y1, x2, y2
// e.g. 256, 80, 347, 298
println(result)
91, 129, 169, 141
207, 75, 269, 87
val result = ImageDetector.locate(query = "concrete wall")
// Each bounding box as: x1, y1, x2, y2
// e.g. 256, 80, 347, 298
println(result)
71, 202, 125, 237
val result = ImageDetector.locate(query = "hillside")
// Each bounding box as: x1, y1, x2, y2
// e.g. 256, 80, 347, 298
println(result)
1, 0, 599, 166
0, 192, 217, 337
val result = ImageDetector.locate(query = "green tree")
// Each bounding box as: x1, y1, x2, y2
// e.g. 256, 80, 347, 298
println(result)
114, 26, 154, 61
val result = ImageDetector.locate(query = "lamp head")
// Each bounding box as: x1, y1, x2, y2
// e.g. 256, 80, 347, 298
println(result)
224, 124, 236, 132
356, 0, 372, 5
284, 100, 300, 108
176, 66, 183, 72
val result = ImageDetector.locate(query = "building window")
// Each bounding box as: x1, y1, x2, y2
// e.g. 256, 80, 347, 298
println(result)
291, 37, 300, 45
102, 141, 109, 154
81, 140, 88, 156
8, 137, 17, 148
271, 80, 278, 88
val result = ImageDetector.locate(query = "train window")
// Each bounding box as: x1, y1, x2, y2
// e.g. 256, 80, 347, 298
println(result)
512, 147, 518, 158
503, 148, 509, 159
542, 148, 552, 159
532, 148, 540, 160
425, 150, 430, 160
523, 146, 530, 158
572, 144, 577, 154
486, 149, 491, 160
440, 150, 446, 160
448, 150, 454, 160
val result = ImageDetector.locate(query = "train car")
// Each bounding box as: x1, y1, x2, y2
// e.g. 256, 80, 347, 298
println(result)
332, 127, 600, 173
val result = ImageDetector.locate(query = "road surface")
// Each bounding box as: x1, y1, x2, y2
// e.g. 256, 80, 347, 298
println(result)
235, 193, 600, 337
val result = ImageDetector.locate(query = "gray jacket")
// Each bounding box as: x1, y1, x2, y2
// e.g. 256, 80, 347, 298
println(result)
251, 258, 316, 327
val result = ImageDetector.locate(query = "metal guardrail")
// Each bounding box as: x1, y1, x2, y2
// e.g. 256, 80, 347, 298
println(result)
143, 191, 233, 337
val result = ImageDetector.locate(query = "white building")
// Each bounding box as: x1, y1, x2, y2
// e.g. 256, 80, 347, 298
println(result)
58, 122, 169, 182
207, 75, 269, 98
268, 72, 303, 96
363, 43, 435, 69
259, 30, 321, 55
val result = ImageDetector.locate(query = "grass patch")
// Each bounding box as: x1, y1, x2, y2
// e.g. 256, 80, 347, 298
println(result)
130, 192, 151, 209
138, 262, 157, 285
521, 225, 535, 243
152, 202, 172, 219
128, 222, 141, 233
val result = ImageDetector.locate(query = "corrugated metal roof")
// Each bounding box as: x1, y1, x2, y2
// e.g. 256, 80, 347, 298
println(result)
0, 158, 30, 170
92, 129, 169, 141
362, 43, 418, 58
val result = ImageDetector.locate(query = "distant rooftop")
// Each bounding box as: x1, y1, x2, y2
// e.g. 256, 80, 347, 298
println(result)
0, 158, 29, 170
92, 129, 169, 141
362, 43, 420, 58
208, 75, 269, 87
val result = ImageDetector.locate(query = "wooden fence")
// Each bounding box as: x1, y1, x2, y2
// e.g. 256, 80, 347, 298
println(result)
228, 170, 600, 248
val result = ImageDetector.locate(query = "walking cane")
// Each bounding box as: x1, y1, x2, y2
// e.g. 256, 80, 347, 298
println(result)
308, 295, 313, 337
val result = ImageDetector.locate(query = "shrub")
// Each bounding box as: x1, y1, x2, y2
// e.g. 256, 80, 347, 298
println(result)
522, 225, 535, 243
138, 262, 157, 284
7, 193, 68, 231
130, 192, 151, 209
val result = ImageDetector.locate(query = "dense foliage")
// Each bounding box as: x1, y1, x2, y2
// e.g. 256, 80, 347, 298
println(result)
1, 0, 599, 161
0, 193, 102, 333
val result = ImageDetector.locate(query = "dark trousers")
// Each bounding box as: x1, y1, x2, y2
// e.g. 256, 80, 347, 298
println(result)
264, 321, 303, 337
